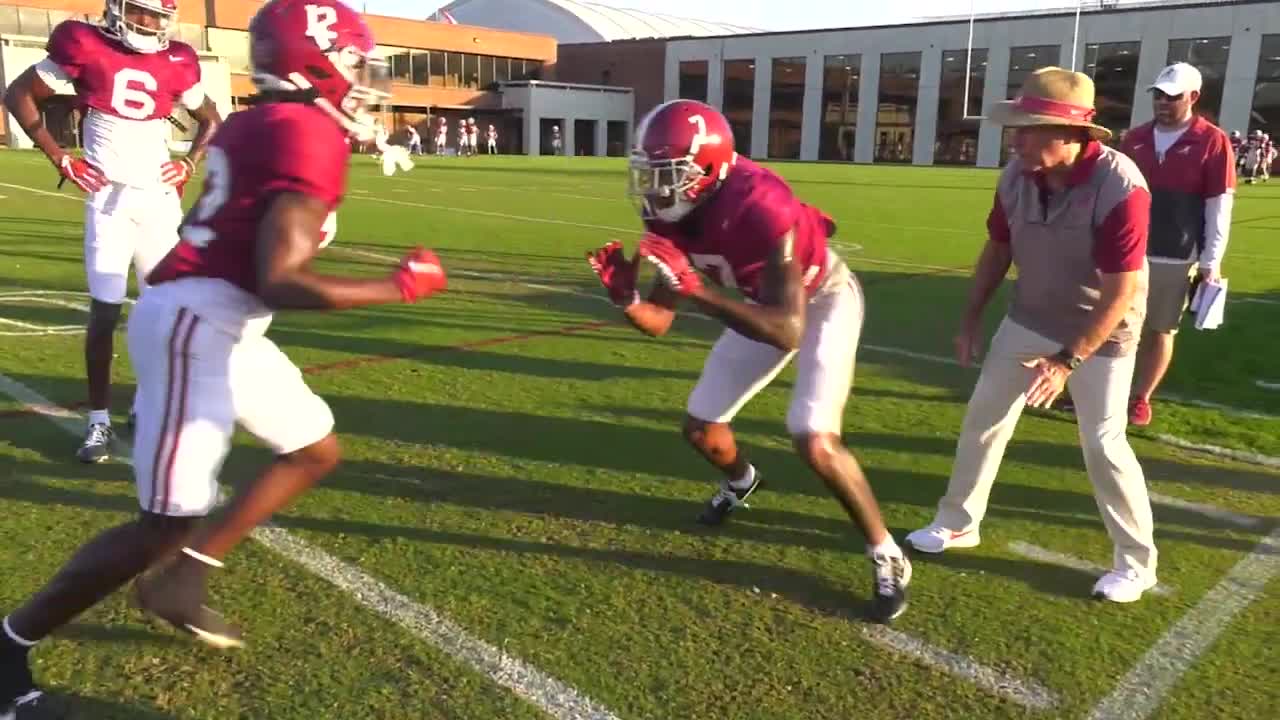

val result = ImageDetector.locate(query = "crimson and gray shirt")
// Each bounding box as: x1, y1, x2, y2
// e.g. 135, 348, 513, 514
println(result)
988, 141, 1151, 357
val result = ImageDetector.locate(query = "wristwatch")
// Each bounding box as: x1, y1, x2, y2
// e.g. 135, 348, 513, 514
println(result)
1052, 348, 1083, 371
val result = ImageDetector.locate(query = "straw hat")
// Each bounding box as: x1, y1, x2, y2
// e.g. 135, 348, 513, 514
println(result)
989, 67, 1111, 141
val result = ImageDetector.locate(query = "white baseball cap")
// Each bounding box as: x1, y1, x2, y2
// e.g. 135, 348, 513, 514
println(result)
1149, 62, 1202, 95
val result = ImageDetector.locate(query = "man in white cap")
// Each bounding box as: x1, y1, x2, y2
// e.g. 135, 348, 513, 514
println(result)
906, 67, 1159, 603
1122, 62, 1235, 426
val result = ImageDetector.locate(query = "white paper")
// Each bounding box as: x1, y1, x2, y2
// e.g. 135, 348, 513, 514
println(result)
1193, 277, 1227, 330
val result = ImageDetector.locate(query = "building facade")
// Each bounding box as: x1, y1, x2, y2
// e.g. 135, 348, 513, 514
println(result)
664, 0, 1280, 167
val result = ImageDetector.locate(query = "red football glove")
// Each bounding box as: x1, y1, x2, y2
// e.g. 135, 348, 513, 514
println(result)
638, 234, 702, 296
160, 158, 195, 194
586, 240, 638, 306
391, 247, 447, 302
58, 154, 107, 193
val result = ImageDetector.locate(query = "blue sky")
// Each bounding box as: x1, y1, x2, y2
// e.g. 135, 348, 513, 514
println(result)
353, 0, 1143, 32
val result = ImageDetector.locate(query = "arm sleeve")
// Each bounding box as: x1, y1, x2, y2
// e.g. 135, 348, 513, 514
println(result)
1199, 135, 1236, 269
34, 57, 75, 94
987, 193, 1011, 244
1093, 188, 1150, 273
180, 82, 207, 111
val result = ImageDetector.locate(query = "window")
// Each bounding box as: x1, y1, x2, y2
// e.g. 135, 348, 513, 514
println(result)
820, 54, 859, 161
17, 7, 49, 36
607, 120, 629, 157
935, 49, 987, 165
382, 47, 411, 84
429, 51, 446, 87
411, 51, 429, 86
178, 23, 206, 51
1168, 38, 1231, 125
463, 54, 479, 89
1250, 35, 1280, 138
679, 60, 709, 102
875, 51, 921, 163
479, 55, 494, 88
722, 59, 755, 156
1084, 41, 1142, 138
207, 28, 250, 74
768, 57, 805, 159
0, 7, 21, 37
494, 56, 510, 83
1003, 45, 1062, 163
446, 52, 462, 88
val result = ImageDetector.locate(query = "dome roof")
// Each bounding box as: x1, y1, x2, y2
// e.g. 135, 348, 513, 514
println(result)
440, 0, 760, 42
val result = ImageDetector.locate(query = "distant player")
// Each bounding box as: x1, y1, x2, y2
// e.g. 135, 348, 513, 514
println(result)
551, 123, 562, 155
1264, 133, 1275, 182
587, 100, 912, 623
0, 1, 447, 713
434, 116, 447, 154
406, 124, 422, 155
1245, 129, 1264, 184
457, 119, 469, 156
1, 0, 222, 464
486, 123, 498, 154
467, 118, 479, 158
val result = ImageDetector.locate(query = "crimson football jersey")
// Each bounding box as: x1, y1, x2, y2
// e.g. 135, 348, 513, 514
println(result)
645, 157, 834, 302
150, 101, 349, 300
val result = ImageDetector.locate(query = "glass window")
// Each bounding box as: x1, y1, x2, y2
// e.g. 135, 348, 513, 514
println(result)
1083, 41, 1141, 138
0, 7, 22, 36
47, 10, 72, 31
178, 23, 206, 51
207, 27, 250, 74
494, 56, 510, 83
768, 57, 805, 159
935, 48, 987, 165
18, 7, 49, 37
820, 54, 859, 161
411, 51, 429, 85
1003, 45, 1062, 163
1251, 35, 1280, 138
428, 51, 446, 87
679, 60, 709, 102
875, 51, 921, 163
386, 48, 411, 84
463, 54, 479, 89
607, 120, 629, 156
1167, 38, 1231, 124
446, 52, 462, 88
722, 59, 755, 156
479, 55, 494, 88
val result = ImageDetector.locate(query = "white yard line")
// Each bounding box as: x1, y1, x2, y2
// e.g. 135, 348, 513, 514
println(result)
1086, 527, 1280, 720
1148, 491, 1266, 529
1257, 380, 1280, 391
1006, 542, 1173, 595
0, 371, 623, 720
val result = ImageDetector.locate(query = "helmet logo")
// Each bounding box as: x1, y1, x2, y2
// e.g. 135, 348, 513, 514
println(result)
688, 114, 710, 157
304, 4, 339, 50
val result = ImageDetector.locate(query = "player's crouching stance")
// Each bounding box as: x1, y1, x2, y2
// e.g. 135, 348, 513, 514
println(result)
588, 100, 911, 623
0, 1, 446, 715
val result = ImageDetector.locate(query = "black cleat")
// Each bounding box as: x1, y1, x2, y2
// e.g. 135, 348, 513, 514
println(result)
869, 551, 912, 624
1, 652, 58, 720
75, 423, 113, 464
134, 565, 243, 650
696, 472, 762, 526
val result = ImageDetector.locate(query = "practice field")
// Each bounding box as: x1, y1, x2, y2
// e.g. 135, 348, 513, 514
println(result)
0, 149, 1276, 720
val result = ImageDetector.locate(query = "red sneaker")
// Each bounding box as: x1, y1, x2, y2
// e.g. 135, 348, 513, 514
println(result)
1129, 397, 1152, 426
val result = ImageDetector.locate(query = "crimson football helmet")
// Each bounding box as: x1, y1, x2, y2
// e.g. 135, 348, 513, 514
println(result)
249, 0, 390, 142
103, 0, 177, 53
629, 100, 736, 222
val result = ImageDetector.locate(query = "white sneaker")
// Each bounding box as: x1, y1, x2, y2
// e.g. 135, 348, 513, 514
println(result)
905, 524, 981, 554
1092, 570, 1157, 603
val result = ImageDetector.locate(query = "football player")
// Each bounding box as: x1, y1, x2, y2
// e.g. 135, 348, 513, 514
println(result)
467, 118, 479, 158
435, 116, 448, 155
486, 123, 498, 154
2, 0, 222, 464
457, 119, 469, 156
551, 124, 562, 155
0, 0, 447, 713
587, 100, 911, 623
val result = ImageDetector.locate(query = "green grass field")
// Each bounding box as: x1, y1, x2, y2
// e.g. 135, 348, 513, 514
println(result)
0, 149, 1276, 720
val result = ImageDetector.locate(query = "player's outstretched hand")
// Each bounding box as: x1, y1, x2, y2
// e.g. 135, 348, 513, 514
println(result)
59, 155, 108, 193
638, 234, 701, 296
160, 158, 195, 188
392, 247, 447, 302
586, 240, 639, 306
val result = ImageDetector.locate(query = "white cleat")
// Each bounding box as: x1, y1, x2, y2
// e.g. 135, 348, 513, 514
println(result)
1092, 570, 1157, 603
905, 524, 981, 554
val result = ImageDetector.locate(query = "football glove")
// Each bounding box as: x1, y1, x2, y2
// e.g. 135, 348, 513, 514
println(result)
381, 146, 415, 177
586, 240, 639, 306
58, 155, 108, 193
391, 247, 447, 302
638, 234, 702, 296
160, 158, 195, 192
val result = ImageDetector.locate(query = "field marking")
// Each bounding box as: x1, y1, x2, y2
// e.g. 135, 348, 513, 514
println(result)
1006, 542, 1173, 596
1086, 527, 1280, 720
1150, 435, 1280, 472
0, 372, 624, 720
1148, 491, 1266, 529
862, 625, 1059, 710
1236, 297, 1280, 306
1257, 380, 1280, 391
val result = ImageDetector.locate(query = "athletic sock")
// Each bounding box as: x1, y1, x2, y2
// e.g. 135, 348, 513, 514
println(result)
728, 464, 756, 492
868, 537, 903, 559
88, 409, 110, 427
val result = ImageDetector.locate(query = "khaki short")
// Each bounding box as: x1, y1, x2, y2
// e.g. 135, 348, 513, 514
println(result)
1145, 260, 1196, 334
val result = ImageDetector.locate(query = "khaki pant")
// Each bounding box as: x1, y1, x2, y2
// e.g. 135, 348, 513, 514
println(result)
1145, 260, 1195, 334
934, 318, 1157, 576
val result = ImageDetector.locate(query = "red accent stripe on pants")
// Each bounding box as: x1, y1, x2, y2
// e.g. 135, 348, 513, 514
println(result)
149, 308, 187, 514
157, 313, 199, 515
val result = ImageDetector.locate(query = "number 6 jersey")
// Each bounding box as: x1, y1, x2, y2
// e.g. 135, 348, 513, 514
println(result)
37, 20, 203, 189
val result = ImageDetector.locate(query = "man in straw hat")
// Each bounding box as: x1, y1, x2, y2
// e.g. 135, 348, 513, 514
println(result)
906, 67, 1159, 603
1122, 62, 1236, 427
